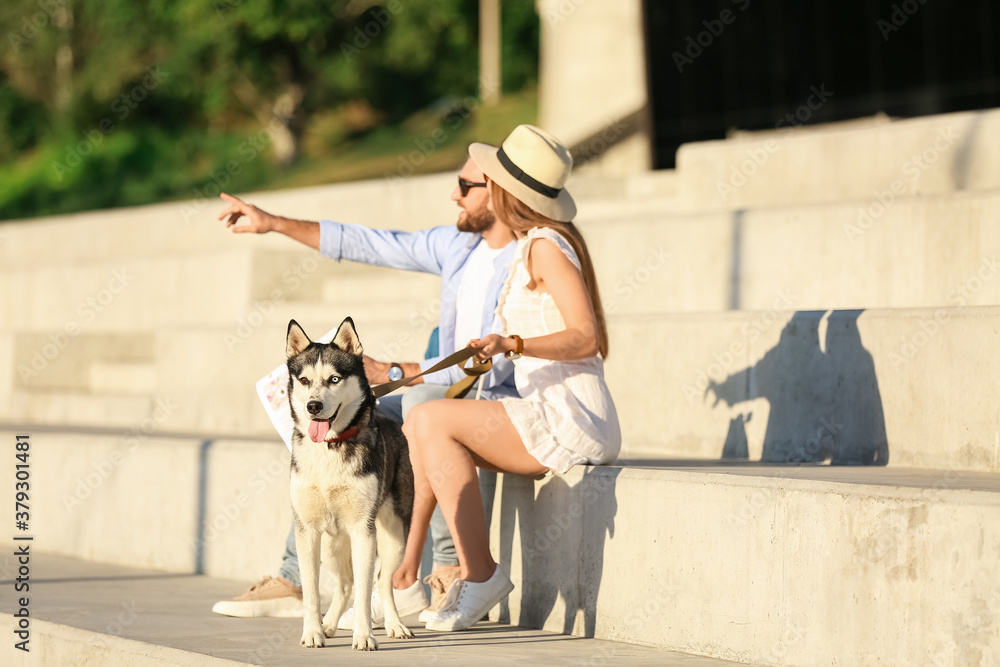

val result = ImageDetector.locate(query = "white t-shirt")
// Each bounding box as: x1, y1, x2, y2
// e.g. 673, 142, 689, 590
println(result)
453, 240, 504, 353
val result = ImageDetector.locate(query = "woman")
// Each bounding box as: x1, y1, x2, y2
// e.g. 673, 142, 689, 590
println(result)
396, 124, 621, 631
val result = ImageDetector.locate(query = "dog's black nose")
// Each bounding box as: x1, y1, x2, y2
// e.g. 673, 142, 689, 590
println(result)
306, 401, 323, 415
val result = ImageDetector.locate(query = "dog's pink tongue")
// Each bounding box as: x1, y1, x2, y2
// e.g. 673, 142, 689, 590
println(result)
308, 419, 331, 443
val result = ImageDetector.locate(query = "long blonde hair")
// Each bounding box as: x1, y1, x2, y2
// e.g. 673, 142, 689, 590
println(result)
489, 181, 609, 358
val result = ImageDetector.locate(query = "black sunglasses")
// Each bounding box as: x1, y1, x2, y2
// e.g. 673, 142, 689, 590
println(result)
458, 177, 487, 197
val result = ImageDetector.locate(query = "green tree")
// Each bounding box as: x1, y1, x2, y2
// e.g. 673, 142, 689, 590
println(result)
0, 0, 539, 218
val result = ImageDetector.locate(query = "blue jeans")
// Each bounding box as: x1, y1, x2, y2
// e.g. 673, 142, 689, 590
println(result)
277, 525, 301, 587
277, 385, 495, 582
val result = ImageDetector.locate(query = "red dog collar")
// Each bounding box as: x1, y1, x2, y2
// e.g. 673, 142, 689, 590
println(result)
326, 426, 360, 446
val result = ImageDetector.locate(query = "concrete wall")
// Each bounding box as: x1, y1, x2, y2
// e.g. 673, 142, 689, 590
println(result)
537, 0, 652, 174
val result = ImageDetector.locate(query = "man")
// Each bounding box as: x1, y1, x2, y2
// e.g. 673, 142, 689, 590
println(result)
211, 155, 517, 620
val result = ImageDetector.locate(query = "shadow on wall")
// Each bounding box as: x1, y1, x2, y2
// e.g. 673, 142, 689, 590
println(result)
495, 467, 619, 637
708, 310, 889, 465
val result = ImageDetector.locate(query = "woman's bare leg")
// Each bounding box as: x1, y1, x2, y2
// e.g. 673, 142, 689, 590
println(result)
390, 384, 449, 590
404, 399, 546, 583
391, 470, 435, 589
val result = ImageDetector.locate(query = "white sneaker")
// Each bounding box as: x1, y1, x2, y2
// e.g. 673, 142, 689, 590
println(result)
336, 579, 428, 630
423, 565, 514, 632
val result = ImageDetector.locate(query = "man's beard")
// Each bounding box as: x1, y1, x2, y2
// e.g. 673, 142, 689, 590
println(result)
457, 206, 495, 234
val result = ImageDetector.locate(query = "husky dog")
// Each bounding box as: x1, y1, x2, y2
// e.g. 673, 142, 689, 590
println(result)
285, 317, 414, 650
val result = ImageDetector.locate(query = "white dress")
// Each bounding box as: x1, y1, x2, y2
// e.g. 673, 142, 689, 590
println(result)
495, 227, 621, 474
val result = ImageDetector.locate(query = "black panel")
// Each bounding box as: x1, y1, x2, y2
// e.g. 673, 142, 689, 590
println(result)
644, 0, 1000, 168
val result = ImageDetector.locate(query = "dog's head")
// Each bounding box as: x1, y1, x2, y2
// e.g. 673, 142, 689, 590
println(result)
285, 317, 371, 444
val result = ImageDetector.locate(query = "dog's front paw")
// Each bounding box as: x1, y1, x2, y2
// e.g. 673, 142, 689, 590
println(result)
322, 621, 338, 638
300, 628, 326, 648
385, 620, 413, 639
352, 631, 378, 651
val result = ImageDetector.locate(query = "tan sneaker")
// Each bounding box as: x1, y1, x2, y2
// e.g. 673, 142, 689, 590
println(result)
211, 576, 303, 618
418, 565, 461, 623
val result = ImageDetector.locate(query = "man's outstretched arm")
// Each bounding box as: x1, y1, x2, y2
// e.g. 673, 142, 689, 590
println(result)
219, 192, 320, 249
219, 192, 456, 274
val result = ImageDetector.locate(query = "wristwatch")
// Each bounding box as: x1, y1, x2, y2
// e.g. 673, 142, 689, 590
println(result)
387, 363, 404, 382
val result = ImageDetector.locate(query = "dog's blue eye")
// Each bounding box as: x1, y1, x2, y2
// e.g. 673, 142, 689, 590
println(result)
329, 376, 340, 384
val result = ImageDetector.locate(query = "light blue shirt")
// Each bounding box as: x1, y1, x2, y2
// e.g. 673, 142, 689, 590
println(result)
319, 220, 518, 399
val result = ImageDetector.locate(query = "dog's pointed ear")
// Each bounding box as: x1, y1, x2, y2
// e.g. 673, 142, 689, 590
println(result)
286, 320, 312, 358
333, 317, 363, 356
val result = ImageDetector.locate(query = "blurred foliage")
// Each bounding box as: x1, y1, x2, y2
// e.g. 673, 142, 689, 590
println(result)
0, 0, 539, 219
271, 87, 538, 190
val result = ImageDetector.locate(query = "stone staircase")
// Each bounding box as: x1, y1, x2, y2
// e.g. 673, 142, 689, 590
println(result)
1, 108, 999, 665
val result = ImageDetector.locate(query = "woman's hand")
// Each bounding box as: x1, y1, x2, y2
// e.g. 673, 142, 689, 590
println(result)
468, 334, 511, 360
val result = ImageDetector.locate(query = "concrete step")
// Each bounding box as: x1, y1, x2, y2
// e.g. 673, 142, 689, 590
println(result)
0, 429, 289, 576
8, 187, 1000, 334
0, 246, 440, 331
490, 464, 1000, 666
5, 422, 998, 585
0, 318, 436, 436
3, 305, 998, 471
0, 170, 682, 269
675, 107, 1000, 212
0, 551, 730, 666
0, 248, 256, 331
606, 306, 1000, 473
571, 169, 684, 217
0, 172, 459, 266
2, 428, 996, 665
579, 187, 1000, 315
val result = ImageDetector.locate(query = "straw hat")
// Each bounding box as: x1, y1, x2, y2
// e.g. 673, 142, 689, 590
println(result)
469, 125, 576, 222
